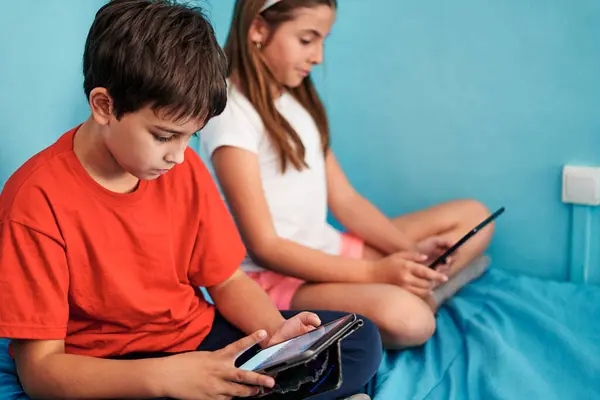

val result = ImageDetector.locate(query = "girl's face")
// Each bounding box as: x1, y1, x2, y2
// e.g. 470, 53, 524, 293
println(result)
253, 5, 336, 88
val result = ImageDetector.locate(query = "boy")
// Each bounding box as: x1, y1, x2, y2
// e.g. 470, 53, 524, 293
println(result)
0, 0, 381, 398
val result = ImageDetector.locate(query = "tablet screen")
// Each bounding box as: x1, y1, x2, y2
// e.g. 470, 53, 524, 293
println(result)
239, 317, 347, 371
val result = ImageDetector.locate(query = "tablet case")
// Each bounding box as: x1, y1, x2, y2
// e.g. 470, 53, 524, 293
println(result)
250, 318, 364, 399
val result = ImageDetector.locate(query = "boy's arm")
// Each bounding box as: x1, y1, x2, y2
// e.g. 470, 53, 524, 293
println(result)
14, 334, 275, 399
13, 339, 165, 399
1, 221, 163, 398
324, 151, 416, 254
208, 269, 286, 340
207, 269, 319, 347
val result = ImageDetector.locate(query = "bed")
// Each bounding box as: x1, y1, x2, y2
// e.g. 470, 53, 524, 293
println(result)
2, 267, 599, 399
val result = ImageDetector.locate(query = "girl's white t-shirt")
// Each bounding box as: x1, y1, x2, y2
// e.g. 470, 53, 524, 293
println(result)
201, 82, 341, 272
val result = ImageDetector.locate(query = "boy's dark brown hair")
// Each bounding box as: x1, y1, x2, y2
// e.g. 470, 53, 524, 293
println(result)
83, 0, 227, 123
225, 0, 337, 173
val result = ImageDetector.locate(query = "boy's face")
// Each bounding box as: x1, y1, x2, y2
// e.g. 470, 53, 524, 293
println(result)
103, 107, 203, 180
257, 5, 336, 88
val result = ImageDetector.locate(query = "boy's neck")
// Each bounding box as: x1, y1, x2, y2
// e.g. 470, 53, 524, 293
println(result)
73, 118, 140, 194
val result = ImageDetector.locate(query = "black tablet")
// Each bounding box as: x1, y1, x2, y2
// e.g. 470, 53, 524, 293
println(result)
428, 206, 505, 269
238, 313, 361, 375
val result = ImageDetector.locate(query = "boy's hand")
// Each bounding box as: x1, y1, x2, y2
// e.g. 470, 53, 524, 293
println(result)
267, 312, 321, 347
159, 330, 275, 399
371, 252, 448, 298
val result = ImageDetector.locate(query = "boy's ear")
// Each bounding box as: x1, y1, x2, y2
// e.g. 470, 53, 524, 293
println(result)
249, 16, 269, 46
89, 87, 114, 126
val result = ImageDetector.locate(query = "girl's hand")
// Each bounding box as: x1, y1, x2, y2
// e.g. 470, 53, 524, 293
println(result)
416, 235, 454, 266
371, 252, 448, 298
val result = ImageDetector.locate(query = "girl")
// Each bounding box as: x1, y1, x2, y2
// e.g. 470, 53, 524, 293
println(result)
202, 0, 494, 348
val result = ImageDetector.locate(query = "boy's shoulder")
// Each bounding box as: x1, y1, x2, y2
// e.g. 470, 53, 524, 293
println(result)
0, 129, 215, 227
178, 146, 212, 183
170, 147, 225, 208
0, 130, 74, 224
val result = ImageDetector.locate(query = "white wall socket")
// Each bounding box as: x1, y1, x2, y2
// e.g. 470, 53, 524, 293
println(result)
562, 165, 600, 206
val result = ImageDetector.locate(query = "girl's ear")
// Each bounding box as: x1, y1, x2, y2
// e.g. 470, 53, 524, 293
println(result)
249, 16, 270, 46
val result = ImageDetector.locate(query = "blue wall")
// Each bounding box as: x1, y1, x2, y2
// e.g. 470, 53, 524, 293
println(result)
1, 1, 599, 283
0, 1, 106, 188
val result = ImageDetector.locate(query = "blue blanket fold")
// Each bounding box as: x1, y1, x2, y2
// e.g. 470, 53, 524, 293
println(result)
375, 268, 600, 400
0, 340, 25, 400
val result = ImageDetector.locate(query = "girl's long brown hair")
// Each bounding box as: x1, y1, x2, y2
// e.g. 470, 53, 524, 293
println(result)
224, 0, 337, 172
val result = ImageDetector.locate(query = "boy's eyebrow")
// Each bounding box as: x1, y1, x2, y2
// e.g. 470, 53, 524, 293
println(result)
152, 125, 188, 135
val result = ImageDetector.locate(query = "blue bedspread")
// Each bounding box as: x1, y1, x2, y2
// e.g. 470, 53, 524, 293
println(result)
2, 268, 599, 399
0, 340, 25, 400
374, 268, 600, 400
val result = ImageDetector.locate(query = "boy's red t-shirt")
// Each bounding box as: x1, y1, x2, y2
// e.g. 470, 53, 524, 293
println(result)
0, 127, 245, 357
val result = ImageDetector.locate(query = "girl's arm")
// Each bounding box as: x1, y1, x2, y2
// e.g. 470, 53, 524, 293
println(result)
325, 151, 416, 254
211, 146, 376, 283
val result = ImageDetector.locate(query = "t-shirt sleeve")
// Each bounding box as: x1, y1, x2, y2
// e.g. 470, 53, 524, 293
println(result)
0, 221, 69, 339
201, 93, 263, 158
188, 164, 247, 288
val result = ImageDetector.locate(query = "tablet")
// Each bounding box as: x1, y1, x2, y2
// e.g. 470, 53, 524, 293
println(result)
428, 206, 505, 269
238, 313, 360, 374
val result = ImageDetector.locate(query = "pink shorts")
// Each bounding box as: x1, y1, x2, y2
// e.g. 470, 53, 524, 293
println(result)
246, 232, 365, 310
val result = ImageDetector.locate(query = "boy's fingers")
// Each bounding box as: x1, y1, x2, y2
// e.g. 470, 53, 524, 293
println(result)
222, 330, 267, 358
294, 312, 321, 328
221, 380, 263, 397
226, 368, 275, 389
